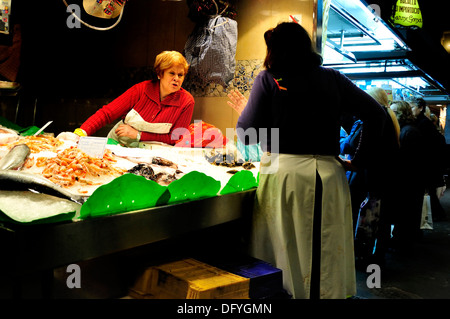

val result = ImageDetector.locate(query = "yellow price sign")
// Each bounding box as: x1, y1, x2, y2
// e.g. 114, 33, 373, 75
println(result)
391, 0, 423, 28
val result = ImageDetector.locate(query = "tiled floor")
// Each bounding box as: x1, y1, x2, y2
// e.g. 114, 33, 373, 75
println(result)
355, 189, 450, 299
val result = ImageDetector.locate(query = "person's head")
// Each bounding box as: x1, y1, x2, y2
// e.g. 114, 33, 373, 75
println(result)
367, 87, 389, 107
154, 51, 190, 99
430, 113, 439, 127
368, 87, 400, 142
425, 106, 431, 119
405, 96, 426, 117
263, 22, 322, 76
390, 100, 415, 126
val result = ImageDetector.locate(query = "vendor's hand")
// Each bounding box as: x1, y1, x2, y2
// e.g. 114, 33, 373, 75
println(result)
227, 89, 247, 116
115, 124, 138, 139
56, 132, 80, 143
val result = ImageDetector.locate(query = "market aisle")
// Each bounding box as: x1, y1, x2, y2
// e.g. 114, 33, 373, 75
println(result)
355, 187, 450, 299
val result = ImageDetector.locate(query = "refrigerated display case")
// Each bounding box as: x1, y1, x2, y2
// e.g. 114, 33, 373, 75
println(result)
318, 0, 449, 104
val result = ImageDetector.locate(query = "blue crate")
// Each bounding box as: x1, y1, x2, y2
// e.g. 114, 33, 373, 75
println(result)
196, 255, 285, 299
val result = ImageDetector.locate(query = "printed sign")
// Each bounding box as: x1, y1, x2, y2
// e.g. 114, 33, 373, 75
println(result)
391, 0, 423, 28
78, 136, 107, 158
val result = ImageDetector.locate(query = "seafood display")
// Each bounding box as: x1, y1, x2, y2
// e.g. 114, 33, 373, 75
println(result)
35, 146, 125, 189
0, 144, 30, 170
6, 135, 64, 153
151, 156, 178, 169
0, 126, 19, 144
0, 132, 260, 211
127, 163, 184, 186
118, 152, 185, 186
0, 170, 89, 204
0, 136, 128, 197
205, 148, 256, 170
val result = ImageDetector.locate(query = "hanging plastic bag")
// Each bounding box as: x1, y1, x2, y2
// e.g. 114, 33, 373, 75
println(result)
184, 15, 237, 88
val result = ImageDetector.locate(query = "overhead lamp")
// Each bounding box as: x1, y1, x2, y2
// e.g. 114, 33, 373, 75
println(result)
441, 31, 450, 54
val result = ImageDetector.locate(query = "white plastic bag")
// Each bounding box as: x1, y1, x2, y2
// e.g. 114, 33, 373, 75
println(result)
184, 16, 237, 88
420, 194, 433, 230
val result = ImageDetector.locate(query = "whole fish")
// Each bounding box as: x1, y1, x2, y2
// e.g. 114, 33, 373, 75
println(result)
0, 170, 88, 204
0, 144, 31, 170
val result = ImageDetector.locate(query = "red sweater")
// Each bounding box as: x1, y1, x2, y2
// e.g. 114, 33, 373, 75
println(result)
80, 80, 195, 145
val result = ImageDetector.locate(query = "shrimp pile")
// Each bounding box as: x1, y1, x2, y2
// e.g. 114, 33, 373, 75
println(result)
35, 146, 126, 189
7, 135, 64, 153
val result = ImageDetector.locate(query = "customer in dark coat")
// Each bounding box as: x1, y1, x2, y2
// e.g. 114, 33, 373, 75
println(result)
407, 97, 447, 221
390, 100, 427, 249
366, 88, 401, 263
340, 118, 366, 232
227, 22, 386, 299
340, 88, 400, 264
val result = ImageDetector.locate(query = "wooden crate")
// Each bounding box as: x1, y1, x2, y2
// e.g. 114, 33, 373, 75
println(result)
129, 258, 250, 299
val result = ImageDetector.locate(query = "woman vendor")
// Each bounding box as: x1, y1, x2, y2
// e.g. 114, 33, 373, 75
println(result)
74, 50, 195, 147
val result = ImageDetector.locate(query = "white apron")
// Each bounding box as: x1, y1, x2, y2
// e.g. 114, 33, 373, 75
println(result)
107, 109, 172, 147
249, 153, 356, 299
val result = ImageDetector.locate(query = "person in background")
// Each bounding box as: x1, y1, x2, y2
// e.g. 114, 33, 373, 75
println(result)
423, 106, 431, 118
73, 51, 195, 147
227, 22, 386, 299
367, 87, 400, 142
430, 113, 443, 134
339, 87, 399, 265
408, 97, 447, 221
390, 100, 427, 250
339, 116, 365, 233
364, 87, 400, 263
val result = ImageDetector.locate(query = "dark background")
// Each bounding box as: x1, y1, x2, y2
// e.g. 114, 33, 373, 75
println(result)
3, 0, 195, 133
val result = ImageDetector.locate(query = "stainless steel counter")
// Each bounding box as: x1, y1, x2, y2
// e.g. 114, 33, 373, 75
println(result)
0, 189, 256, 276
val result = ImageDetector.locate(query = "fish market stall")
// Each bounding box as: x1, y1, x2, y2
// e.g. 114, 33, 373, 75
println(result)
0, 128, 259, 298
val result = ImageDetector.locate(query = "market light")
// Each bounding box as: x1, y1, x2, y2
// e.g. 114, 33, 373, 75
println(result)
440, 107, 446, 131
441, 31, 450, 54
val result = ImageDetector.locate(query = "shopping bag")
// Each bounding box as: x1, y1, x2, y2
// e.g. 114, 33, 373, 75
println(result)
354, 196, 381, 259
420, 194, 433, 230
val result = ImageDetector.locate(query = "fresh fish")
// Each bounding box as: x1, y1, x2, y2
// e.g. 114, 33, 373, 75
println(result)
0, 170, 88, 204
0, 144, 31, 170
127, 163, 184, 186
152, 157, 178, 169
